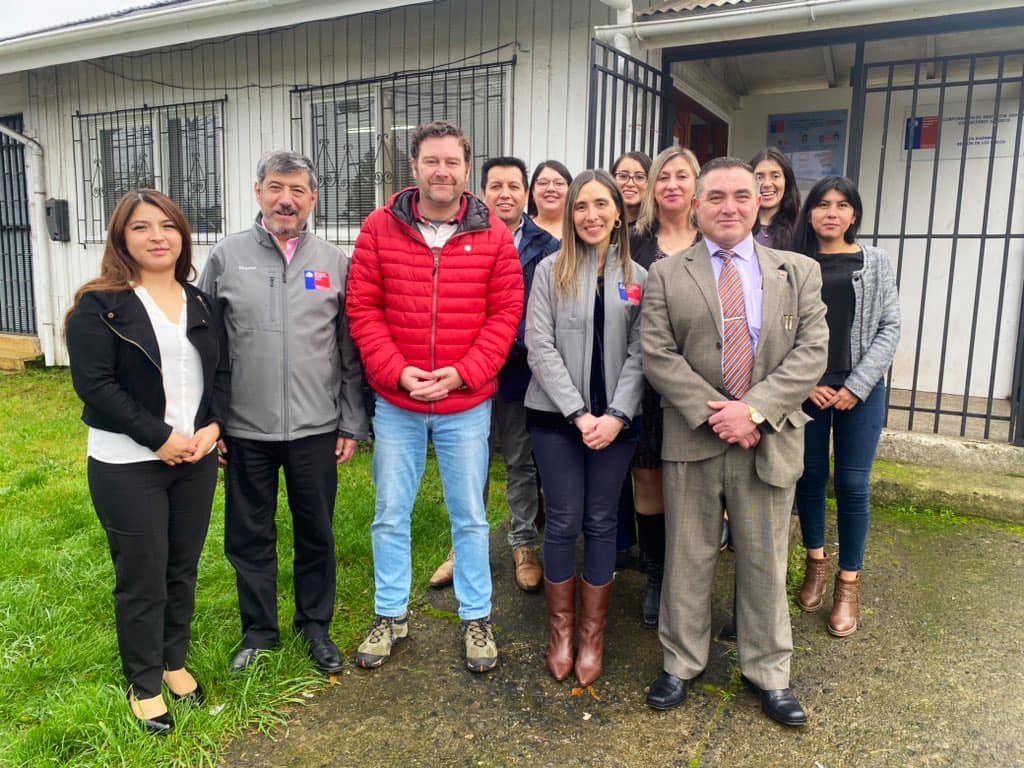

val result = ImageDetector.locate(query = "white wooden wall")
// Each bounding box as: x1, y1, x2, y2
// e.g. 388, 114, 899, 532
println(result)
17, 0, 656, 364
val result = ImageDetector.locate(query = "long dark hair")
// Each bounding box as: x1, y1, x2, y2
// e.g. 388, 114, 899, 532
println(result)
527, 160, 573, 217
792, 176, 863, 260
750, 147, 800, 250
64, 189, 194, 330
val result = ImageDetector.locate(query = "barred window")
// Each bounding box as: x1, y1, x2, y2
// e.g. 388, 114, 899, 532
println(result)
72, 99, 226, 244
292, 61, 511, 243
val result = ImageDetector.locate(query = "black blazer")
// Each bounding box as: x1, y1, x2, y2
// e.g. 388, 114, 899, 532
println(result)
66, 284, 230, 452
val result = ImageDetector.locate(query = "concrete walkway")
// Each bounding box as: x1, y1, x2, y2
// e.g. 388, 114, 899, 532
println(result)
219, 483, 1024, 767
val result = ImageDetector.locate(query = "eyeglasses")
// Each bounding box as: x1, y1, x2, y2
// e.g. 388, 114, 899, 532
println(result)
534, 179, 568, 190
614, 172, 647, 184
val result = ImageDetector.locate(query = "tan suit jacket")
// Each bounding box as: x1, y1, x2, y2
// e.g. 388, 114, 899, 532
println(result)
641, 240, 828, 487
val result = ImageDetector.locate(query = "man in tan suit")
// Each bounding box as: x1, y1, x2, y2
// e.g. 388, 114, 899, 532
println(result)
640, 157, 827, 726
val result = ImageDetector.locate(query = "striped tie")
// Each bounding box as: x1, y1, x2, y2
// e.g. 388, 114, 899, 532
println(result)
717, 250, 754, 399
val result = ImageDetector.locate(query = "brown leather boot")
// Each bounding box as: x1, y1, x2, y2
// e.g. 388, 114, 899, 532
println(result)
828, 574, 860, 637
796, 554, 830, 612
513, 546, 543, 592
544, 577, 575, 680
574, 579, 612, 687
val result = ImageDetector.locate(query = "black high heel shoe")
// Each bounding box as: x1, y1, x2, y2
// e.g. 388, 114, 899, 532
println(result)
127, 689, 174, 735
167, 683, 204, 707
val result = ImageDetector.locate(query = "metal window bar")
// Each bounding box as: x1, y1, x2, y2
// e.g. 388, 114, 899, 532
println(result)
860, 51, 1024, 443
0, 113, 34, 334
586, 39, 664, 171
291, 61, 512, 242
72, 98, 226, 244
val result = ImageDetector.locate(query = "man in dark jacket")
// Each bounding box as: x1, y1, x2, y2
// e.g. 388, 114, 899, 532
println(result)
428, 156, 559, 593
347, 122, 523, 673
198, 151, 367, 676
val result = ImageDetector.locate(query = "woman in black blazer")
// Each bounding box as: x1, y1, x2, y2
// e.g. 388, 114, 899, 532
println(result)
65, 189, 229, 734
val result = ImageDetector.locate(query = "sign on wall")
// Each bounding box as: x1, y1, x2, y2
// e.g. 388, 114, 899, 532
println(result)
766, 109, 848, 189
904, 101, 1021, 161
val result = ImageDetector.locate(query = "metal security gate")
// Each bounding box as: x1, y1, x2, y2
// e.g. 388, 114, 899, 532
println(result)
0, 114, 34, 335
857, 51, 1024, 444
586, 40, 666, 171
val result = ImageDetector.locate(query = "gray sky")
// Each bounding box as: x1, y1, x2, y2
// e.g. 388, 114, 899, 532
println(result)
7, 1, 160, 39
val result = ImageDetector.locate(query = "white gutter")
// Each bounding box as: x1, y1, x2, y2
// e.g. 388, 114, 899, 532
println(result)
0, 124, 56, 365
594, 0, 1024, 50
0, 0, 425, 76
599, 0, 635, 56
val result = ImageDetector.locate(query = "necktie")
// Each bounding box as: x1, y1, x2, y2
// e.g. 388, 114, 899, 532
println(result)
717, 250, 754, 399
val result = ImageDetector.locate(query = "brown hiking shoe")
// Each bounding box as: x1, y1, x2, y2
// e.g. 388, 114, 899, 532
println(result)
429, 548, 455, 589
512, 545, 542, 592
796, 554, 830, 612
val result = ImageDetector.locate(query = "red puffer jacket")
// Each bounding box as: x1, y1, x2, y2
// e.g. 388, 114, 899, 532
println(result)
347, 188, 524, 415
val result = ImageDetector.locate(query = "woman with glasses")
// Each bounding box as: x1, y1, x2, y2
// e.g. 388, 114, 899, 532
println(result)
611, 152, 651, 227
627, 146, 701, 629
528, 160, 573, 240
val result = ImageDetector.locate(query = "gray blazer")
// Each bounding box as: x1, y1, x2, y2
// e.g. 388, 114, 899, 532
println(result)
641, 241, 828, 488
844, 243, 902, 401
525, 245, 647, 421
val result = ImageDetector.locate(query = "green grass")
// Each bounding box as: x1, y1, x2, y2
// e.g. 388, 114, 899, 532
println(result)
0, 368, 505, 767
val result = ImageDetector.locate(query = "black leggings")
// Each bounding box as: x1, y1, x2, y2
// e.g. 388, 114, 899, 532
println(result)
88, 453, 217, 698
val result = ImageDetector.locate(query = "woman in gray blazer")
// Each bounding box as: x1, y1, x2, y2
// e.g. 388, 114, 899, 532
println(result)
525, 170, 646, 687
792, 176, 902, 638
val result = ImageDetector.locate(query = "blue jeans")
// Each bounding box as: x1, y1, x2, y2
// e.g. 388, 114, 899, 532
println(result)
370, 396, 492, 620
796, 381, 886, 572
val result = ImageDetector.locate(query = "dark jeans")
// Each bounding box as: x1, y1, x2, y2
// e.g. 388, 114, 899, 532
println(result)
796, 381, 886, 572
530, 426, 636, 585
88, 453, 217, 698
224, 432, 338, 647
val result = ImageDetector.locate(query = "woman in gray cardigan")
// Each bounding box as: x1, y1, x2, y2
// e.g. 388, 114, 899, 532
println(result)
791, 176, 902, 638
525, 170, 646, 687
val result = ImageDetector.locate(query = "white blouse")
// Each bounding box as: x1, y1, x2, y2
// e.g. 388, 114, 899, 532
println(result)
87, 286, 204, 464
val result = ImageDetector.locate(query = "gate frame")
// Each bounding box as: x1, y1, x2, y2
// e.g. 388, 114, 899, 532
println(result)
0, 113, 35, 336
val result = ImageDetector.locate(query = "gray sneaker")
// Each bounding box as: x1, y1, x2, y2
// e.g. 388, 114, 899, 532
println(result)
355, 615, 408, 669
462, 618, 498, 673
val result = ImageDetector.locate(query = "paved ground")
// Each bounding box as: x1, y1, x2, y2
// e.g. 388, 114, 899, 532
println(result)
219, 498, 1024, 768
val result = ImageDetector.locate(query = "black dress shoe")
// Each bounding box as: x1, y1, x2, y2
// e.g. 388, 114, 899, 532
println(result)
127, 692, 175, 735
304, 633, 344, 674
230, 647, 264, 673
168, 683, 205, 707
646, 671, 691, 710
742, 676, 807, 727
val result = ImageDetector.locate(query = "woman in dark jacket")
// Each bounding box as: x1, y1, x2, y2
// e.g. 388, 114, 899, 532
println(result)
65, 189, 229, 734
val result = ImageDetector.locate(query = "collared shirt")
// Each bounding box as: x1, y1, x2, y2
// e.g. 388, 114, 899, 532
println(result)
259, 219, 299, 263
412, 192, 467, 250
511, 217, 525, 249
705, 234, 763, 355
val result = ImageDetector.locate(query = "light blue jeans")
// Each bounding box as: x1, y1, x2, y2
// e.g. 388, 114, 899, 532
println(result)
371, 396, 493, 620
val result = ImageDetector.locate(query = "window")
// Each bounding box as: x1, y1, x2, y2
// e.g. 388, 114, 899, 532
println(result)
72, 99, 226, 244
293, 62, 511, 242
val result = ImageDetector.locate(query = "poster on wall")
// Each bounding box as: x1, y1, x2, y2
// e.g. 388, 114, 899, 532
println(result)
903, 101, 1021, 161
766, 110, 848, 190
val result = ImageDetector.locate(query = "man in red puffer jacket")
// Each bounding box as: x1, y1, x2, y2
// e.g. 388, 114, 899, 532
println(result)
347, 120, 523, 674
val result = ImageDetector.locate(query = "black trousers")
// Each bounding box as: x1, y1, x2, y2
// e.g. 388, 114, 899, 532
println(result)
88, 453, 217, 699
223, 432, 338, 648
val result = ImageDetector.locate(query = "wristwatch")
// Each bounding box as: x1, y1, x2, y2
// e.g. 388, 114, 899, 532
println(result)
747, 404, 766, 426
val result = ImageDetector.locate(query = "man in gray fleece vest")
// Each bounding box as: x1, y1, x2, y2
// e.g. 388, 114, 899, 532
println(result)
198, 151, 367, 675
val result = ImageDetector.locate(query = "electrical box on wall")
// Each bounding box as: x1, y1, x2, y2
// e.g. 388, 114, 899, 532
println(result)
45, 198, 70, 242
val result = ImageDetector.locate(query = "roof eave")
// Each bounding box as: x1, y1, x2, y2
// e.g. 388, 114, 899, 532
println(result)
0, 0, 426, 77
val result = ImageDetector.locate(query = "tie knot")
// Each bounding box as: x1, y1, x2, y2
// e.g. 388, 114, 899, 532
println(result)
716, 249, 736, 263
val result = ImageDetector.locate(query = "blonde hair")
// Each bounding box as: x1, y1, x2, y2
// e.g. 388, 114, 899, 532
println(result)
635, 146, 701, 236
554, 170, 633, 300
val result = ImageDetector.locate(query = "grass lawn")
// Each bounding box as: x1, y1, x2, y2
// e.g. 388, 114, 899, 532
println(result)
0, 368, 505, 767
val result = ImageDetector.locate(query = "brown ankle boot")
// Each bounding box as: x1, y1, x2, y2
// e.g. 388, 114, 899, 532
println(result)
796, 554, 830, 612
574, 579, 612, 687
544, 577, 575, 681
828, 574, 860, 637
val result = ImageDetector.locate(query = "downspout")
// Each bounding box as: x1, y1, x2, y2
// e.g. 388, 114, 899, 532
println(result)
0, 123, 56, 365
599, 0, 634, 56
